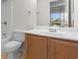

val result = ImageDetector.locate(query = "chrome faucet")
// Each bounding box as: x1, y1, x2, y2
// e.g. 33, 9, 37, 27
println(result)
49, 28, 57, 32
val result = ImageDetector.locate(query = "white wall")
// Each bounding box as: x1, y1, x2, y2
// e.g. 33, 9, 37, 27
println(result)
1, 0, 12, 38
13, 0, 36, 30
1, 0, 13, 52
37, 0, 50, 26
50, 0, 59, 2
74, 0, 78, 31
11, 0, 78, 31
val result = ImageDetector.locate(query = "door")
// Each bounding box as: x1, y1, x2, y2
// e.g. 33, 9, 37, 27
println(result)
48, 38, 55, 59
25, 34, 47, 59
55, 40, 78, 59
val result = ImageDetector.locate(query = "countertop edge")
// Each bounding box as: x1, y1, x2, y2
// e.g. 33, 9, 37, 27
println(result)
25, 32, 78, 42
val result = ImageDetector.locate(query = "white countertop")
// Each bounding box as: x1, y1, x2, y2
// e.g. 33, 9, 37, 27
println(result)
14, 27, 78, 41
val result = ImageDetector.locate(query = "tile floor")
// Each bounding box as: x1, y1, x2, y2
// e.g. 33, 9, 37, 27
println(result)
1, 52, 25, 59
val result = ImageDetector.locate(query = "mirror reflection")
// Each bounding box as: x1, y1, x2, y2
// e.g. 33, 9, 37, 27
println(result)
50, 0, 74, 27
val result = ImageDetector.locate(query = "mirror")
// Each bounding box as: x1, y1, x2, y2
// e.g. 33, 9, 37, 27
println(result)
50, 0, 74, 27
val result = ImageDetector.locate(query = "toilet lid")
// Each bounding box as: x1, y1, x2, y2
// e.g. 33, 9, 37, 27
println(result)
5, 41, 21, 48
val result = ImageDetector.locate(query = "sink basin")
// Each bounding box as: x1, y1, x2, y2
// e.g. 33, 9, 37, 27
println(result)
41, 31, 65, 36
41, 31, 78, 38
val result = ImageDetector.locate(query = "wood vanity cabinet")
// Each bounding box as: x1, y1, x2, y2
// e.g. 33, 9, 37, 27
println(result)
24, 33, 78, 59
48, 38, 78, 59
48, 38, 55, 59
24, 34, 47, 59
55, 39, 77, 59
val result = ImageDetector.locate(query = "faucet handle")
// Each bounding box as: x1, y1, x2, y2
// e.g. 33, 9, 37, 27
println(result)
4, 21, 7, 25
49, 28, 56, 32
2, 33, 6, 35
2, 33, 7, 38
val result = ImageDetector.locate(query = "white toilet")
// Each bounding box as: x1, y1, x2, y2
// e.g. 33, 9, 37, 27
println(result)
4, 32, 25, 59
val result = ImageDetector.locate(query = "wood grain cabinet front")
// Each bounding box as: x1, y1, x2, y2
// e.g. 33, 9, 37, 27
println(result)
24, 34, 78, 59
48, 38, 55, 59
24, 34, 47, 59
48, 38, 78, 59
55, 40, 78, 59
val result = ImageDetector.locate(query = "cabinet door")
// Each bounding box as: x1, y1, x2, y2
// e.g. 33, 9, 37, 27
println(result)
55, 40, 78, 59
48, 39, 55, 59
24, 34, 31, 59
25, 34, 47, 59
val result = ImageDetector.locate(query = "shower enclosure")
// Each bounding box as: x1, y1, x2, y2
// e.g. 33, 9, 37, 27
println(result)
1, 0, 13, 52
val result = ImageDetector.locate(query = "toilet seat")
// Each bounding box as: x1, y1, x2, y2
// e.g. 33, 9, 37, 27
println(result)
5, 41, 21, 48
5, 41, 22, 52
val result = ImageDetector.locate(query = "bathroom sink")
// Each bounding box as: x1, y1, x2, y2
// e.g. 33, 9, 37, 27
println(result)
41, 31, 77, 38
41, 31, 65, 36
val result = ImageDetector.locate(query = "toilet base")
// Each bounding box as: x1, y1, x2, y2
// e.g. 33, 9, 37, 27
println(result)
8, 52, 17, 59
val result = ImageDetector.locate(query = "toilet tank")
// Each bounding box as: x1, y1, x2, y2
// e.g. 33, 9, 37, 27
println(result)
13, 31, 25, 42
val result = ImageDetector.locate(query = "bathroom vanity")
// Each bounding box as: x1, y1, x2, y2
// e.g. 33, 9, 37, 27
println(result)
24, 28, 78, 59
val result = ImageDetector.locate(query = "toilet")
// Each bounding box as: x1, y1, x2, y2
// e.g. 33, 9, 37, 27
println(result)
4, 32, 25, 59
